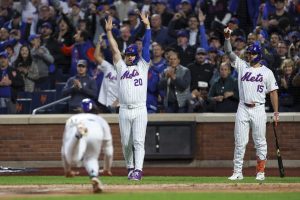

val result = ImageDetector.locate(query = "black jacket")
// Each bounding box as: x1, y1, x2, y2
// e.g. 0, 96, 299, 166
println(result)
0, 66, 24, 103
62, 74, 97, 112
188, 61, 214, 90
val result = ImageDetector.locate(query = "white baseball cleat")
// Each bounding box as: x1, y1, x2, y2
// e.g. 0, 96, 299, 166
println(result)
228, 172, 244, 180
91, 177, 104, 193
256, 172, 265, 181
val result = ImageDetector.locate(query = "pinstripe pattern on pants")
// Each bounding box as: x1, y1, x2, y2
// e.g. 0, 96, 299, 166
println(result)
233, 103, 267, 173
119, 106, 148, 170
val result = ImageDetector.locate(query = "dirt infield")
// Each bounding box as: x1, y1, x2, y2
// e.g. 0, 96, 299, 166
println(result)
0, 167, 300, 198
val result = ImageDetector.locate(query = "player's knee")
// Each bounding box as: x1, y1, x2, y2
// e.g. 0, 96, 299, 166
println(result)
104, 146, 113, 157
103, 140, 113, 156
133, 140, 144, 149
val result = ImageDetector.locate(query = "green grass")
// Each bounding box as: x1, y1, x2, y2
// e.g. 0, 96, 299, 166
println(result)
7, 193, 300, 200
0, 176, 300, 185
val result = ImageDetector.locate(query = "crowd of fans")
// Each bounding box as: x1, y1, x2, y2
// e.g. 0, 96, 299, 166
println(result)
0, 0, 299, 114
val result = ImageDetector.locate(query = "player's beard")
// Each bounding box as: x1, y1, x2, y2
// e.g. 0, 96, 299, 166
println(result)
126, 60, 134, 66
249, 55, 259, 66
125, 56, 135, 66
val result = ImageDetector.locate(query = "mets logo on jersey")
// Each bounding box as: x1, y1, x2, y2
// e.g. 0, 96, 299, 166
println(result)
106, 72, 117, 80
241, 72, 263, 82
121, 69, 139, 79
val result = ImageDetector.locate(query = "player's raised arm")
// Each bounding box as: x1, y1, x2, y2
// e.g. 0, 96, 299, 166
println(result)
105, 16, 122, 64
140, 12, 151, 63
94, 35, 104, 65
223, 27, 237, 62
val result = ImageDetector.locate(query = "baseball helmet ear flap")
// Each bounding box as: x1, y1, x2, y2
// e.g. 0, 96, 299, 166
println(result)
125, 44, 139, 65
81, 98, 93, 113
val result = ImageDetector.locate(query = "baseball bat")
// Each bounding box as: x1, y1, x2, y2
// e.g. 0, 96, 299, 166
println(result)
272, 122, 285, 178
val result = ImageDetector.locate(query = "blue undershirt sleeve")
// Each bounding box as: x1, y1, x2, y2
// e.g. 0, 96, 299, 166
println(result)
142, 29, 151, 62
199, 24, 209, 50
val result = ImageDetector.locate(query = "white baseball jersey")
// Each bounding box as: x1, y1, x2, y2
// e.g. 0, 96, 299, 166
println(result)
97, 60, 118, 107
61, 113, 112, 177
115, 58, 149, 171
230, 56, 278, 174
115, 58, 149, 105
233, 57, 278, 104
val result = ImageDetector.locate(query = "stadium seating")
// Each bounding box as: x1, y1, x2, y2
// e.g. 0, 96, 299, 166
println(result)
55, 82, 66, 99
31, 90, 57, 114
16, 98, 32, 114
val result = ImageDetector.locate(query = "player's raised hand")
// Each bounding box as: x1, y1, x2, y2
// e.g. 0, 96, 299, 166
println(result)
198, 8, 206, 24
224, 27, 232, 39
139, 11, 150, 28
105, 15, 113, 32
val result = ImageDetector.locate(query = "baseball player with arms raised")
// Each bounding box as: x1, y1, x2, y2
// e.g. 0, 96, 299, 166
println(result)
61, 99, 113, 193
94, 34, 119, 113
224, 27, 279, 181
105, 12, 151, 181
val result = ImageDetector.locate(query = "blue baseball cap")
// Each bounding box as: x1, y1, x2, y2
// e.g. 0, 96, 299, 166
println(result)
77, 59, 88, 66
177, 30, 188, 38
28, 34, 40, 42
235, 36, 246, 42
208, 46, 218, 53
41, 22, 52, 29
0, 51, 8, 58
81, 98, 93, 112
125, 44, 138, 56
288, 31, 300, 41
196, 47, 207, 54
207, 47, 224, 56
181, 0, 191, 4
125, 44, 139, 65
97, 5, 104, 12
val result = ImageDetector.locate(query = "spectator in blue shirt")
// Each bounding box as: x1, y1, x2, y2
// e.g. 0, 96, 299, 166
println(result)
0, 51, 24, 114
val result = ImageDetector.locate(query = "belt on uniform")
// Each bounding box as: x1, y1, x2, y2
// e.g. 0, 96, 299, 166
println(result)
244, 103, 264, 108
120, 103, 145, 109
